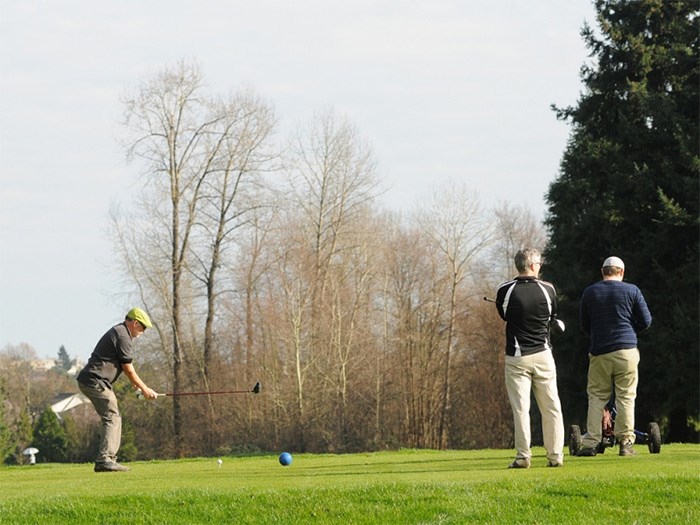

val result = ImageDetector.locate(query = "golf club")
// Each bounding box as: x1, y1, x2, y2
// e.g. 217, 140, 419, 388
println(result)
137, 381, 261, 399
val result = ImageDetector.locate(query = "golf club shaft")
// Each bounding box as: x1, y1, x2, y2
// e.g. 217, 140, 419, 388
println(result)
161, 389, 252, 397
483, 296, 497, 303
138, 382, 260, 399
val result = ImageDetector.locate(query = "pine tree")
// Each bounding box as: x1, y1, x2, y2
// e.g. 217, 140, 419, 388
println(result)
0, 381, 14, 463
545, 0, 699, 441
15, 409, 34, 462
33, 408, 68, 463
56, 345, 72, 371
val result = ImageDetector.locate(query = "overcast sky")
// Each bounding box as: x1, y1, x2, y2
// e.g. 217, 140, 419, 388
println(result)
0, 0, 597, 361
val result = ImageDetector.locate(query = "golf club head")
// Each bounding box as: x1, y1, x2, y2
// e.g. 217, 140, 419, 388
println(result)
252, 382, 261, 394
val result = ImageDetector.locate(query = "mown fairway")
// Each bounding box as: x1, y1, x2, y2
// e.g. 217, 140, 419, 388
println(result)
1, 445, 698, 524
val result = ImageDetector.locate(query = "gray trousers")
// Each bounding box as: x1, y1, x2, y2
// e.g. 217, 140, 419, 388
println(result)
78, 381, 122, 464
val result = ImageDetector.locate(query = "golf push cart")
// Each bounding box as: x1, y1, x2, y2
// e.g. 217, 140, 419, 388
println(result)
568, 398, 661, 455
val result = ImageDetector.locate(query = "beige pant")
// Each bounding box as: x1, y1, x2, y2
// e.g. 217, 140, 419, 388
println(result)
505, 351, 564, 464
582, 348, 639, 448
78, 381, 122, 464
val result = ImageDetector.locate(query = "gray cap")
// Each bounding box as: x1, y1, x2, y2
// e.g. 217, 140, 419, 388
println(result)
602, 256, 625, 270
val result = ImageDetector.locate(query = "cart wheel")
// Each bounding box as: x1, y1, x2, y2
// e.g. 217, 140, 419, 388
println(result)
647, 422, 661, 454
568, 425, 582, 456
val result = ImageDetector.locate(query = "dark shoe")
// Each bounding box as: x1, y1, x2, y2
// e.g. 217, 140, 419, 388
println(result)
95, 462, 130, 472
619, 442, 636, 456
507, 458, 530, 469
547, 460, 563, 467
576, 447, 597, 457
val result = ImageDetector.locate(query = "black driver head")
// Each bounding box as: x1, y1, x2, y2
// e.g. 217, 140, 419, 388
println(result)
252, 382, 261, 394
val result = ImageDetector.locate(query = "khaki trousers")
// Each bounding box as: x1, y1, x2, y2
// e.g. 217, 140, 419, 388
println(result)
78, 381, 122, 464
582, 348, 639, 448
505, 350, 564, 464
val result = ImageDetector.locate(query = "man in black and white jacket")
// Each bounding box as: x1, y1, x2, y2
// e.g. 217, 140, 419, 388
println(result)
496, 248, 565, 468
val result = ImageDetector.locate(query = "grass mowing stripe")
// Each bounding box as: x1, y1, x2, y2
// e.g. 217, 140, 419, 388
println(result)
1, 481, 696, 524
1, 445, 698, 524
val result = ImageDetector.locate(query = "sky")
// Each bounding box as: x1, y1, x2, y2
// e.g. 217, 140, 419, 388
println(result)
0, 0, 598, 362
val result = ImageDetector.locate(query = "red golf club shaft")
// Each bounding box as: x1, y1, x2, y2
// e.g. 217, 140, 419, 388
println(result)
139, 382, 260, 399
162, 389, 250, 397
158, 382, 260, 397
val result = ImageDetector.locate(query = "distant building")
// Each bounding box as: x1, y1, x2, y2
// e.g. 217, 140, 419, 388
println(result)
48, 392, 89, 419
66, 358, 84, 376
29, 359, 56, 372
28, 358, 84, 377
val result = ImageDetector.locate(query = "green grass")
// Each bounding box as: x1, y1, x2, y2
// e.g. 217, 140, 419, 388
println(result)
1, 445, 699, 524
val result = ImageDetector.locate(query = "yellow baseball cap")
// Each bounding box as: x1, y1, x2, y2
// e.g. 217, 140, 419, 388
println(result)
127, 307, 153, 328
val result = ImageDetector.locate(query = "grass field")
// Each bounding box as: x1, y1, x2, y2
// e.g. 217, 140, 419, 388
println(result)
1, 445, 698, 524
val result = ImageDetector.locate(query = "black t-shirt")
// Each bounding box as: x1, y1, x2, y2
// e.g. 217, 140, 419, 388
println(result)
77, 323, 134, 388
496, 276, 558, 357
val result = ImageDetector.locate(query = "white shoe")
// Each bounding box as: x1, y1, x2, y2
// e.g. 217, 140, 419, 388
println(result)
507, 458, 530, 469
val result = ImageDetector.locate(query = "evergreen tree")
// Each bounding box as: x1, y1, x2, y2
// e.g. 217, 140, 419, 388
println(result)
545, 0, 699, 441
118, 420, 139, 462
15, 409, 34, 462
112, 381, 139, 461
0, 381, 14, 463
33, 408, 68, 462
56, 345, 71, 371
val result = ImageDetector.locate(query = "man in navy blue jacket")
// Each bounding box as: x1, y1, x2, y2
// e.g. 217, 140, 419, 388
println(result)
578, 256, 652, 457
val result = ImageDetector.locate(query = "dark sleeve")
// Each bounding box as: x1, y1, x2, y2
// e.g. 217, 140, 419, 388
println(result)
495, 286, 506, 321
632, 288, 652, 333
115, 327, 134, 364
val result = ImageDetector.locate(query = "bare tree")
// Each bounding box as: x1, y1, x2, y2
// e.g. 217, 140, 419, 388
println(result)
415, 182, 492, 448
120, 61, 213, 452
118, 61, 278, 454
189, 89, 277, 379
325, 212, 383, 448
490, 201, 547, 285
380, 219, 442, 447
275, 107, 380, 449
177, 89, 277, 451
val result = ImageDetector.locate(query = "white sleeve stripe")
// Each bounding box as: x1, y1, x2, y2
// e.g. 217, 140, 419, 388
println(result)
502, 282, 517, 314
536, 281, 553, 316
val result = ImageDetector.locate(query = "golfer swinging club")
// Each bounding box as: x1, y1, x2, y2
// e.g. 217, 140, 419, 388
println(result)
77, 308, 158, 472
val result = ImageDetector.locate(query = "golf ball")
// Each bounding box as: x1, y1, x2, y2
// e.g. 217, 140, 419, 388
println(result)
279, 452, 292, 466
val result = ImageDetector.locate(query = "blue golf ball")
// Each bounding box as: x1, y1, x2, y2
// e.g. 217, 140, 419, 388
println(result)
279, 452, 292, 466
